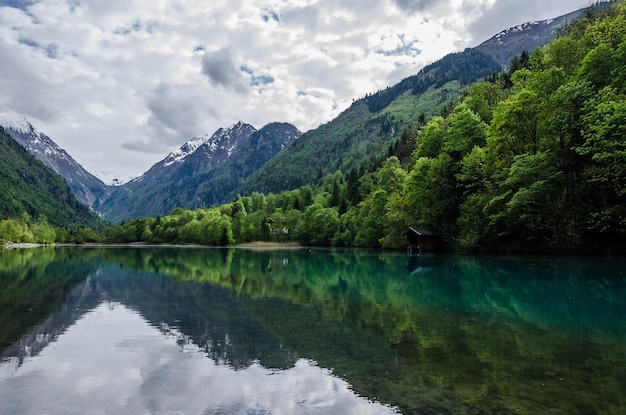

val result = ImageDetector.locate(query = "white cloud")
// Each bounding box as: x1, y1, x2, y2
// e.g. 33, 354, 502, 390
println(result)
0, 0, 586, 182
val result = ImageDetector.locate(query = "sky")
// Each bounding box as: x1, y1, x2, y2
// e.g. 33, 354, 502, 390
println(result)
0, 0, 586, 183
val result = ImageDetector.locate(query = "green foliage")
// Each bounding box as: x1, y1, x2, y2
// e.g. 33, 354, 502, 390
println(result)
353, 189, 387, 248
543, 37, 582, 74
79, 0, 626, 253
30, 215, 56, 244
0, 218, 32, 243
0, 128, 102, 230
415, 116, 446, 158
424, 0, 626, 252
0, 215, 62, 245
405, 154, 459, 234
575, 87, 626, 234
486, 88, 542, 169
443, 104, 488, 161
298, 204, 340, 246
239, 49, 500, 197
463, 81, 508, 124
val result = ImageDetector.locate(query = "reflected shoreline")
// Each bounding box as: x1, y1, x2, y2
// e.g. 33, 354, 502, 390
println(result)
1, 247, 625, 414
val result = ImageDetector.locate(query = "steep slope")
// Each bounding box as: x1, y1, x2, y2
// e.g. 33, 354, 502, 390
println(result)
99, 122, 300, 222
237, 7, 588, 196
0, 128, 102, 227
238, 48, 501, 195
191, 122, 302, 207
475, 10, 584, 68
0, 107, 111, 208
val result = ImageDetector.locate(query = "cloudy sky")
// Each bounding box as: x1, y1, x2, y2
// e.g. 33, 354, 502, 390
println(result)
0, 0, 585, 183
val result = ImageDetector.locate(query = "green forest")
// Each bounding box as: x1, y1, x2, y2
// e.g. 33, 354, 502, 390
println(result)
0, 126, 102, 245
3, 1, 626, 254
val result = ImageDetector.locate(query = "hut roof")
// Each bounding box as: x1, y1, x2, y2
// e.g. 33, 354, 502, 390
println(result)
405, 227, 444, 237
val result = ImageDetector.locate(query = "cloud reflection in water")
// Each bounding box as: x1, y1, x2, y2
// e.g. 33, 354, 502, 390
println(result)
0, 302, 398, 415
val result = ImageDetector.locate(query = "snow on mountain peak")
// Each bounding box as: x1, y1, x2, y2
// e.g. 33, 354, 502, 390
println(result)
162, 121, 255, 167
0, 106, 34, 135
163, 133, 211, 167
491, 19, 551, 44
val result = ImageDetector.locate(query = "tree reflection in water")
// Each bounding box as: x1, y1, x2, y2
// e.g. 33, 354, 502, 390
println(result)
0, 247, 625, 414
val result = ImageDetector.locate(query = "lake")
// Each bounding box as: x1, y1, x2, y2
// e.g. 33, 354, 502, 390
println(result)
0, 246, 625, 414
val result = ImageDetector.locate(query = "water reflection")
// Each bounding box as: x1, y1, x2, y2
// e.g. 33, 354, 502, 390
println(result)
1, 302, 396, 414
0, 247, 625, 414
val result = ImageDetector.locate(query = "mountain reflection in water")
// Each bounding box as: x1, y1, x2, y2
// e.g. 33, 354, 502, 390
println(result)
0, 247, 625, 414
1, 302, 396, 414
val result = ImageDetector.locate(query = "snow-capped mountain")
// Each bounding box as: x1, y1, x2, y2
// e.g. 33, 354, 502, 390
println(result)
475, 9, 583, 69
99, 121, 301, 222
0, 107, 32, 134
138, 121, 257, 182
0, 107, 299, 221
0, 106, 111, 208
162, 134, 211, 167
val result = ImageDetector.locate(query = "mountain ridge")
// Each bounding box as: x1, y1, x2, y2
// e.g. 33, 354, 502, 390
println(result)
475, 9, 584, 68
129, 121, 257, 185
0, 127, 102, 228
236, 48, 501, 195
0, 106, 111, 208
236, 6, 591, 197
97, 121, 301, 221
0, 6, 591, 223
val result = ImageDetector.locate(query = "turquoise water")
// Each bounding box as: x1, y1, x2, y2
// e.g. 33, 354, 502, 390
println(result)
1, 247, 625, 414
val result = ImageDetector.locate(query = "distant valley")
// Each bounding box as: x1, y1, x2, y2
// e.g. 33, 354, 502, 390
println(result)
97, 121, 301, 222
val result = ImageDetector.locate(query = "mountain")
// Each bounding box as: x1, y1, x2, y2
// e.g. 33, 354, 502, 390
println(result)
0, 127, 102, 228
98, 121, 300, 222
1, 7, 589, 223
475, 10, 584, 69
238, 48, 501, 195
143, 121, 257, 181
0, 107, 111, 208
236, 7, 589, 197
191, 122, 302, 206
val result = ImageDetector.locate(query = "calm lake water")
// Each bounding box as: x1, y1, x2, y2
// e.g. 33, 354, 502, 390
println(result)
0, 247, 625, 415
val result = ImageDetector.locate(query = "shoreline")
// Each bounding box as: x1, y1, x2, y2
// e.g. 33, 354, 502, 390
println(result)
2, 242, 44, 249
3, 241, 303, 250
235, 241, 303, 251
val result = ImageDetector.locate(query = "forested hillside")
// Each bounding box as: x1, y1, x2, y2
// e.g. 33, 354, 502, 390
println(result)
0, 128, 102, 241
397, 1, 626, 253
238, 48, 502, 195
1, 7, 574, 226
1, 112, 111, 209
102, 1, 626, 254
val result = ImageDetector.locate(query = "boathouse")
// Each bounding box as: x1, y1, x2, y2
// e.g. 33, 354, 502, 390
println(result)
405, 227, 446, 253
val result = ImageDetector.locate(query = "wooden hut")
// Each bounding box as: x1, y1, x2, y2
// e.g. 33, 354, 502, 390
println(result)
405, 227, 445, 253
